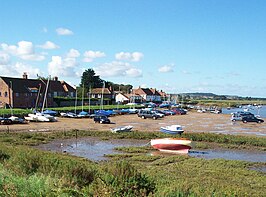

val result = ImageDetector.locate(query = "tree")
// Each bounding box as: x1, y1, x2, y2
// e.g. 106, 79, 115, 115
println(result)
80, 69, 104, 90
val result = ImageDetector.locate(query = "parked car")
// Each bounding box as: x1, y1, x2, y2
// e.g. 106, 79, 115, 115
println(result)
171, 108, 187, 115
231, 112, 254, 121
137, 110, 160, 120
242, 116, 264, 123
0, 117, 12, 125
151, 110, 165, 118
93, 115, 111, 124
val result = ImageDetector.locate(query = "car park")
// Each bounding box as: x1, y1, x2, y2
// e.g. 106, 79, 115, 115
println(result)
93, 115, 111, 124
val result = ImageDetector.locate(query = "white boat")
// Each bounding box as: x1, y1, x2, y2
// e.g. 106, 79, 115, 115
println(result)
160, 125, 184, 135
111, 125, 133, 133
151, 138, 192, 154
25, 78, 56, 122
25, 112, 57, 122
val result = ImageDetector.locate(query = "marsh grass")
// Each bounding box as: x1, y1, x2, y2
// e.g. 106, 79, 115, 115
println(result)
0, 130, 266, 196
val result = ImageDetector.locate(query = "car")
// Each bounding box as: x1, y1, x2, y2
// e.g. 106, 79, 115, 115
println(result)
231, 112, 254, 121
137, 110, 160, 120
0, 117, 12, 125
171, 108, 187, 115
93, 115, 111, 124
151, 110, 165, 118
242, 116, 264, 123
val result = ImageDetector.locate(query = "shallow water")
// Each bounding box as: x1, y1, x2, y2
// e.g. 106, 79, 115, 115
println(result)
37, 137, 266, 163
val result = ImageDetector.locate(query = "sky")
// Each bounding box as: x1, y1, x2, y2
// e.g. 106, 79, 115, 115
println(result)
0, 0, 266, 97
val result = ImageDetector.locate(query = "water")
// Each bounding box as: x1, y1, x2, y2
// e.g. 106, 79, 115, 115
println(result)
37, 138, 266, 163
222, 105, 266, 118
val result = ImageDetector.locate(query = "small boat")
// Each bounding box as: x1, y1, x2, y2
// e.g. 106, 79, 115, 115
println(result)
151, 138, 192, 154
160, 125, 184, 135
8, 115, 28, 124
111, 125, 133, 133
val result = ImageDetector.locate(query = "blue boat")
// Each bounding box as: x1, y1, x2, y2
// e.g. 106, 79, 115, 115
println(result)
160, 125, 184, 135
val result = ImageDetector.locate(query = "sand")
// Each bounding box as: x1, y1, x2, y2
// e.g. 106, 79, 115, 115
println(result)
1, 112, 265, 137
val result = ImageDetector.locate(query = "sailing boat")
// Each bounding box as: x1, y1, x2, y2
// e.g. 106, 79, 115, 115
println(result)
25, 78, 57, 122
77, 83, 89, 118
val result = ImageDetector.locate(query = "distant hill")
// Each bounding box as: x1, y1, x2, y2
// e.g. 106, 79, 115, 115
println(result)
181, 92, 217, 97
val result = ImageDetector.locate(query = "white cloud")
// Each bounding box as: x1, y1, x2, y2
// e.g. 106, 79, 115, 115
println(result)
0, 52, 10, 65
47, 55, 79, 77
158, 65, 174, 73
83, 50, 105, 62
1, 41, 45, 61
115, 52, 143, 62
0, 61, 41, 78
94, 61, 142, 78
56, 27, 73, 35
38, 41, 59, 49
182, 70, 192, 74
66, 49, 80, 58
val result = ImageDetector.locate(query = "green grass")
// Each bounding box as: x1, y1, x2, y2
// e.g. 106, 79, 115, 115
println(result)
0, 130, 265, 196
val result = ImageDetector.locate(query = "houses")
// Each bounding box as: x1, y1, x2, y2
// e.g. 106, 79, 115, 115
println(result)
0, 73, 76, 108
115, 87, 167, 104
90, 87, 115, 105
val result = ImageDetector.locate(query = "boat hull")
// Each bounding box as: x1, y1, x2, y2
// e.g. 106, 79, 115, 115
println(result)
160, 127, 184, 135
151, 138, 192, 154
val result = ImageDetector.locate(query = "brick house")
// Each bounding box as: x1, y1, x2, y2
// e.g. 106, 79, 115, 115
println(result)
0, 73, 76, 108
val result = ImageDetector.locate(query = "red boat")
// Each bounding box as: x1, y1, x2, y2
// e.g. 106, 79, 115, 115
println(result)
151, 138, 192, 154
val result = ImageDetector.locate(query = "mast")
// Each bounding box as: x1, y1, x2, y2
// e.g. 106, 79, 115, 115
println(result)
74, 86, 77, 114
101, 82, 105, 110
41, 77, 50, 113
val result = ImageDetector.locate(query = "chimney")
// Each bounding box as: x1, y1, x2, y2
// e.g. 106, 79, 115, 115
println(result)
22, 72, 28, 79
54, 76, 58, 81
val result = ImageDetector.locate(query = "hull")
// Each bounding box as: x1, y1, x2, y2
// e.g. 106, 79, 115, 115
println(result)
111, 125, 133, 133
151, 138, 192, 154
160, 125, 184, 135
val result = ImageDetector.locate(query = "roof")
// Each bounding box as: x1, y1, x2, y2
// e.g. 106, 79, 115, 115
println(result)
0, 76, 75, 93
133, 88, 158, 96
91, 88, 111, 94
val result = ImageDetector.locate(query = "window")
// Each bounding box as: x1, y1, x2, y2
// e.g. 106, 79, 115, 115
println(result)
4, 92, 8, 97
0, 92, 1, 97
54, 92, 58, 97
16, 93, 19, 97
98, 94, 101, 98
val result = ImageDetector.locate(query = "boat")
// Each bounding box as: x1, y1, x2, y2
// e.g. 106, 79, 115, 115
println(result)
110, 125, 133, 133
160, 125, 184, 135
24, 78, 57, 122
8, 115, 28, 124
150, 138, 192, 154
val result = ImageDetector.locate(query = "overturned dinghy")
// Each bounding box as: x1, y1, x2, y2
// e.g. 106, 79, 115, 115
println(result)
151, 138, 192, 154
111, 125, 133, 133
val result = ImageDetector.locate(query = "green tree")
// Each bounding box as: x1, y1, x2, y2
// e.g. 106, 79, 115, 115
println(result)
80, 69, 104, 89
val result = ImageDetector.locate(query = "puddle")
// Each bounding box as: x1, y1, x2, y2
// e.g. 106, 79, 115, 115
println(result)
36, 138, 266, 164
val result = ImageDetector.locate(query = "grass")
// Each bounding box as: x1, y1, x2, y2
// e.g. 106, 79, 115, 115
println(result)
0, 130, 265, 196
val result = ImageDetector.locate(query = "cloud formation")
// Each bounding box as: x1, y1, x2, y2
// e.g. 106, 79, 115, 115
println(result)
38, 41, 59, 49
56, 27, 73, 35
1, 41, 45, 61
94, 61, 142, 78
83, 50, 106, 62
0, 61, 41, 78
66, 49, 80, 58
115, 52, 143, 62
158, 65, 174, 73
47, 55, 79, 77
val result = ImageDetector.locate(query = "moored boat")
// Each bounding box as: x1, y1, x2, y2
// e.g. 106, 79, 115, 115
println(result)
111, 125, 133, 133
160, 125, 184, 135
151, 138, 192, 154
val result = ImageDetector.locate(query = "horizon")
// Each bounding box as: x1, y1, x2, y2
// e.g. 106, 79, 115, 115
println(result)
1, 1, 266, 97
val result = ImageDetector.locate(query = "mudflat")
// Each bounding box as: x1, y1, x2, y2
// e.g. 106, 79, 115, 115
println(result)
1, 112, 265, 137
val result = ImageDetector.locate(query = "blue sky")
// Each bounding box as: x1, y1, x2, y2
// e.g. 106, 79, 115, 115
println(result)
1, 0, 266, 97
